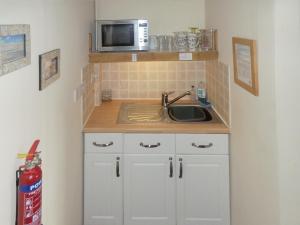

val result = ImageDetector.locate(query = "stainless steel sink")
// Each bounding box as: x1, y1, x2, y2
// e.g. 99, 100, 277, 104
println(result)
167, 105, 212, 122
117, 103, 217, 124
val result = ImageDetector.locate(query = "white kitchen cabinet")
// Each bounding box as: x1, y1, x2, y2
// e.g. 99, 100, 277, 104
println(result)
176, 155, 230, 225
84, 153, 123, 225
124, 154, 176, 225
84, 133, 230, 225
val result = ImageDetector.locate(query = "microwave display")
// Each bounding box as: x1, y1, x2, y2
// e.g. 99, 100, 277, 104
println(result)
101, 24, 134, 47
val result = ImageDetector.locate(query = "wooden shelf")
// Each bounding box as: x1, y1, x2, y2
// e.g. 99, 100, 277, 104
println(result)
89, 51, 218, 63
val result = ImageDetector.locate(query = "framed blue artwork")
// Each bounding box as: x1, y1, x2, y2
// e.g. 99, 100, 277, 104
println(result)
0, 25, 31, 76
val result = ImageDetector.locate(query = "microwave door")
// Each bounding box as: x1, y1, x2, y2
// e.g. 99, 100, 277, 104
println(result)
100, 23, 138, 51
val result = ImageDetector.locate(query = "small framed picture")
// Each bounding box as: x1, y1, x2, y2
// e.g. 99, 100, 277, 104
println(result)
0, 24, 31, 76
232, 37, 259, 96
39, 49, 60, 90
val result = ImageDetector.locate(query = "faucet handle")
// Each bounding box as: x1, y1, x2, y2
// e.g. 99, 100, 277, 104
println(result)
162, 91, 175, 96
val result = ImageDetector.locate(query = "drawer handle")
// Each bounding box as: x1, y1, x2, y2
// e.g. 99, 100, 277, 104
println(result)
191, 142, 213, 149
93, 141, 114, 148
140, 142, 161, 148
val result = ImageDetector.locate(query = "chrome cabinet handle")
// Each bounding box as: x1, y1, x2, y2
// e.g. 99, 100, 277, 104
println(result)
191, 142, 213, 149
179, 158, 183, 179
140, 142, 161, 148
93, 141, 114, 148
116, 157, 120, 177
169, 157, 173, 178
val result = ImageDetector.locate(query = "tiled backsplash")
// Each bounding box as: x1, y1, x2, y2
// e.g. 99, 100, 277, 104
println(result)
82, 63, 100, 125
206, 60, 230, 125
101, 61, 206, 99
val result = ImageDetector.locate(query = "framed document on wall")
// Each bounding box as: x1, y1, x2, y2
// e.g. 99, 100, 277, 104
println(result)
232, 37, 259, 96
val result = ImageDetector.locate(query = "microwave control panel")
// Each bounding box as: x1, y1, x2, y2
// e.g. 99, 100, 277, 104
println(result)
138, 20, 149, 47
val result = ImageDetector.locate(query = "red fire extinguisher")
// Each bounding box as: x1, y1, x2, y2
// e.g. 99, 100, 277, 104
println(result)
16, 140, 42, 225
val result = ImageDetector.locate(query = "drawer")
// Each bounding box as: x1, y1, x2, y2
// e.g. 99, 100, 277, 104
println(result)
124, 134, 175, 154
176, 134, 228, 155
85, 133, 123, 153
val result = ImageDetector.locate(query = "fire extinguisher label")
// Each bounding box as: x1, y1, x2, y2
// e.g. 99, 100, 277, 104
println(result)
20, 180, 42, 193
22, 180, 42, 225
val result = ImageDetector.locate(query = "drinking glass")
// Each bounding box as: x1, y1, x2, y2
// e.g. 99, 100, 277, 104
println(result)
158, 35, 168, 51
187, 32, 199, 51
166, 35, 174, 52
149, 35, 159, 51
174, 32, 188, 52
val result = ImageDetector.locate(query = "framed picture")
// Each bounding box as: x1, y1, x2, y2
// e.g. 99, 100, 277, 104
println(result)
0, 24, 31, 76
39, 49, 60, 90
232, 37, 259, 96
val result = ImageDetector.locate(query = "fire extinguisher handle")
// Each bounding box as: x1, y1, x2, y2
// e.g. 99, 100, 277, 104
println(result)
26, 139, 40, 161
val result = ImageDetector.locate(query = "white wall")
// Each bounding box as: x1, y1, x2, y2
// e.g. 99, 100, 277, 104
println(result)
0, 1, 94, 225
274, 1, 300, 225
206, 1, 280, 225
95, 0, 205, 35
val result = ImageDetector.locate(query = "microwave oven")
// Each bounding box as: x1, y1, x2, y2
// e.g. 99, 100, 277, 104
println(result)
96, 19, 149, 52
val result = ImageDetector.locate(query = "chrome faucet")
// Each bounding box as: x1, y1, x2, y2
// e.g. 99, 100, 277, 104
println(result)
161, 89, 192, 108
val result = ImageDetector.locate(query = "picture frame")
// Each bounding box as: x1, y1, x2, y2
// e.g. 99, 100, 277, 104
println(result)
232, 37, 259, 96
0, 24, 31, 76
39, 49, 60, 90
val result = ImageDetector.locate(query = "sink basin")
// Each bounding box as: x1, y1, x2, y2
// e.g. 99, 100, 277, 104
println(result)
118, 103, 163, 123
167, 105, 212, 122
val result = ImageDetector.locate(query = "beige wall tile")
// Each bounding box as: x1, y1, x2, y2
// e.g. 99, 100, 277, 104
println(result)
111, 81, 120, 89
110, 63, 120, 71
119, 63, 129, 71
129, 91, 138, 98
148, 71, 158, 80
167, 62, 177, 71
110, 72, 119, 80
167, 81, 177, 90
149, 80, 158, 89
158, 81, 168, 90
119, 71, 128, 80
112, 90, 120, 98
129, 72, 138, 80
138, 81, 148, 91
128, 63, 138, 72
129, 81, 138, 89
138, 91, 148, 98
120, 90, 128, 98
120, 81, 128, 89
158, 72, 167, 80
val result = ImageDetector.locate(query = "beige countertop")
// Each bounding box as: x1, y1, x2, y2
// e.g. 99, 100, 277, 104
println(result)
83, 100, 230, 134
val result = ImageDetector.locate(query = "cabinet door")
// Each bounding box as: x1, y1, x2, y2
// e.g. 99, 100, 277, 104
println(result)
124, 154, 175, 225
84, 153, 123, 225
177, 155, 230, 225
